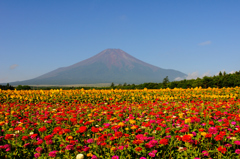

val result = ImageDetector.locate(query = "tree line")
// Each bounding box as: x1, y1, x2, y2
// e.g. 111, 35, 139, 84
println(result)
1, 71, 239, 90
111, 71, 240, 89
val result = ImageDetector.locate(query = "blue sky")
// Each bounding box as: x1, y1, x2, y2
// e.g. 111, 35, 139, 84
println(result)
1, 0, 240, 83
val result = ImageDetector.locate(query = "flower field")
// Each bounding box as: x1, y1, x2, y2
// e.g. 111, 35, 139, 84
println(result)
1, 87, 240, 158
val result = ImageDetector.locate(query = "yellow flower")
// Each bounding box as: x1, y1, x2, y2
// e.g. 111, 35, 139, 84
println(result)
201, 132, 207, 136
129, 120, 136, 124
125, 128, 129, 131
0, 121, 5, 126
131, 125, 137, 129
111, 147, 117, 151
88, 114, 92, 117
9, 128, 13, 131
89, 120, 94, 123
87, 153, 93, 157
185, 118, 191, 123
118, 122, 125, 127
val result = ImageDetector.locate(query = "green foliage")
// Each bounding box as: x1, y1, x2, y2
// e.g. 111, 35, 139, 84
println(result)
16, 85, 32, 90
0, 83, 14, 90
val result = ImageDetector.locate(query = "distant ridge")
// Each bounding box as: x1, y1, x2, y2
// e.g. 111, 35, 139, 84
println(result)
8, 49, 187, 85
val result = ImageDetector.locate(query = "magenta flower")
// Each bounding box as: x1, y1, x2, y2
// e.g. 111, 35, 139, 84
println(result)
152, 150, 157, 154
83, 146, 90, 152
148, 152, 155, 157
234, 141, 240, 145
118, 146, 124, 150
140, 157, 147, 159
231, 121, 236, 125
112, 156, 119, 159
48, 151, 58, 157
23, 143, 31, 148
87, 138, 94, 143
34, 153, 41, 158
235, 149, 240, 154
91, 155, 98, 159
4, 144, 11, 151
35, 147, 43, 153
202, 150, 209, 157
66, 145, 74, 150
208, 127, 218, 134
46, 140, 53, 145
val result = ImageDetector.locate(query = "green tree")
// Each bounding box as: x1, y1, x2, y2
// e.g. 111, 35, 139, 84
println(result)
110, 82, 115, 87
162, 76, 169, 88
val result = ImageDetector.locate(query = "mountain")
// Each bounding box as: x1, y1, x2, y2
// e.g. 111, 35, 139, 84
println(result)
9, 49, 187, 85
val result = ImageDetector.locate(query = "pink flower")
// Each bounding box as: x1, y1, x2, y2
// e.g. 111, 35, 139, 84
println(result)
235, 149, 240, 154
48, 151, 58, 157
231, 121, 236, 125
112, 156, 119, 159
202, 150, 209, 157
152, 150, 157, 154
91, 155, 98, 159
66, 145, 74, 150
118, 146, 124, 150
46, 140, 53, 145
35, 147, 43, 153
24, 143, 31, 148
83, 146, 90, 152
87, 139, 94, 143
234, 141, 240, 145
208, 127, 218, 134
148, 152, 155, 157
34, 153, 41, 158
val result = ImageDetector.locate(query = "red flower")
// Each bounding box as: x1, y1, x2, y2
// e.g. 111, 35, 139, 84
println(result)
182, 135, 192, 142
38, 126, 47, 132
135, 147, 142, 152
217, 146, 227, 154
44, 135, 53, 141
214, 135, 223, 141
5, 134, 14, 140
199, 128, 205, 132
53, 127, 62, 134
76, 126, 87, 133
175, 135, 182, 141
115, 131, 123, 138
209, 121, 214, 125
91, 127, 99, 133
22, 136, 29, 141
159, 138, 168, 145
205, 133, 212, 138
133, 139, 144, 145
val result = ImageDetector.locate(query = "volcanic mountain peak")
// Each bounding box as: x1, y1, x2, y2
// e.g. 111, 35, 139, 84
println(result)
8, 49, 187, 85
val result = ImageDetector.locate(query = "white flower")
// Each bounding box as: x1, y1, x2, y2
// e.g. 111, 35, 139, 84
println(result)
29, 132, 34, 135
15, 130, 20, 134
230, 137, 237, 140
76, 154, 84, 159
178, 147, 185, 152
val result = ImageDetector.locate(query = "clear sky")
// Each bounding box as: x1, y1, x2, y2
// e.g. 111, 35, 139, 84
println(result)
1, 0, 240, 83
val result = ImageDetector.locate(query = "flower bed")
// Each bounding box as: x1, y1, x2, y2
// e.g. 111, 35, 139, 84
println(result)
0, 87, 240, 158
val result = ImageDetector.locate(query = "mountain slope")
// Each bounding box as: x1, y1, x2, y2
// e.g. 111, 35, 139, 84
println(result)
9, 49, 187, 85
